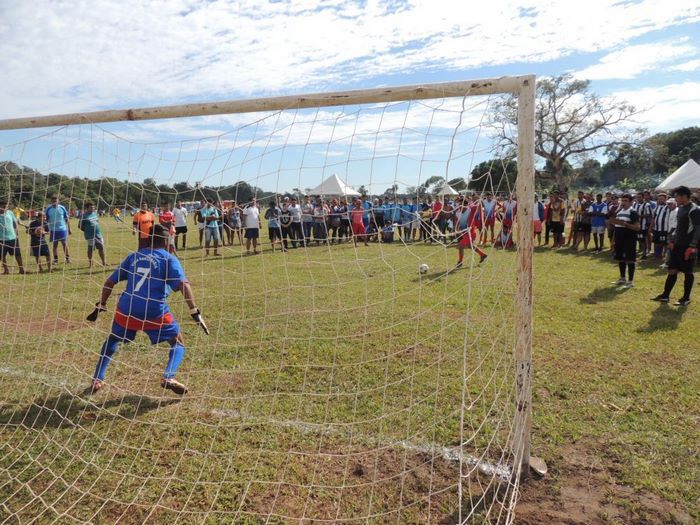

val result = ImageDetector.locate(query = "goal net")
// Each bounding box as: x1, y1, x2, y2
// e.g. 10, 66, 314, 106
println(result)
0, 78, 534, 524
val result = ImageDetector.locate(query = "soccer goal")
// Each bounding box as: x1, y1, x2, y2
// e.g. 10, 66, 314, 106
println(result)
0, 76, 535, 524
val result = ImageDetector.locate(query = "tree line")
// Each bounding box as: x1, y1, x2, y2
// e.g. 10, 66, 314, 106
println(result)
0, 161, 273, 209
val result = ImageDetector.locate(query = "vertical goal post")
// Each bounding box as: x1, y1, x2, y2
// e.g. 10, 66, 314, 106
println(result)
0, 74, 536, 492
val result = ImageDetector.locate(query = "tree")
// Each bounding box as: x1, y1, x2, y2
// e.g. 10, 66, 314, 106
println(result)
491, 73, 645, 190
468, 159, 517, 193
447, 177, 467, 192
356, 185, 368, 196
423, 175, 444, 194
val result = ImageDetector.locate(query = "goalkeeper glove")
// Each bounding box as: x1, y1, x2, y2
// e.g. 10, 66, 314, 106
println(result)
684, 247, 697, 261
86, 302, 107, 322
190, 308, 210, 335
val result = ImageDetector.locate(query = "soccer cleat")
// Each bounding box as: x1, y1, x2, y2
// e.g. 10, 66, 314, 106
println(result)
651, 295, 669, 303
161, 378, 188, 395
659, 263, 668, 269
623, 281, 634, 289
674, 298, 691, 307
455, 261, 463, 269
611, 278, 627, 286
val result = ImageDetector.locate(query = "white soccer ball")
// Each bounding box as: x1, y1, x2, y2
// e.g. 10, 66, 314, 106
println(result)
419, 263, 429, 274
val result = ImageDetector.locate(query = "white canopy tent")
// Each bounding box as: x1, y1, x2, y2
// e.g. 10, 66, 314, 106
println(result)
656, 159, 700, 191
435, 182, 459, 196
308, 174, 361, 197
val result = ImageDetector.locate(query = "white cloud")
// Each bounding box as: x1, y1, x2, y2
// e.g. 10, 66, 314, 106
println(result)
0, 0, 699, 122
576, 40, 697, 80
669, 59, 700, 72
613, 81, 700, 131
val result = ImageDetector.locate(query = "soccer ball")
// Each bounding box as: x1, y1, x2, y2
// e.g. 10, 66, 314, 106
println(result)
419, 263, 429, 274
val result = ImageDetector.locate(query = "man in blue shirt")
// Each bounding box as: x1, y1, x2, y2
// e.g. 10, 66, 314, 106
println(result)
400, 197, 416, 242
45, 195, 72, 264
86, 224, 208, 395
588, 194, 609, 252
199, 200, 221, 256
78, 202, 107, 268
0, 200, 25, 275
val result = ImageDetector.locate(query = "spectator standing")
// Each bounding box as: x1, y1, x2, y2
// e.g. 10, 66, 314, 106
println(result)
133, 201, 155, 250
265, 199, 285, 253
79, 202, 108, 268
199, 200, 221, 256
45, 195, 72, 264
606, 194, 620, 252
243, 199, 261, 255
351, 199, 368, 247
288, 197, 303, 248
533, 195, 545, 246
0, 200, 25, 274
547, 191, 565, 248
28, 211, 51, 272
194, 200, 206, 248
225, 202, 243, 246
301, 196, 314, 246
651, 193, 670, 260
159, 202, 177, 254
312, 197, 329, 245
172, 199, 189, 250
588, 194, 608, 252
481, 193, 496, 244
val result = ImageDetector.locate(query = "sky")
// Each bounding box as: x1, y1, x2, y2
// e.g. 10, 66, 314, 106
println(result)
0, 0, 699, 194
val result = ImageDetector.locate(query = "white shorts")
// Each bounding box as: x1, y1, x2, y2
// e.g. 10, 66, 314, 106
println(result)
197, 222, 205, 231
591, 226, 606, 235
87, 237, 104, 249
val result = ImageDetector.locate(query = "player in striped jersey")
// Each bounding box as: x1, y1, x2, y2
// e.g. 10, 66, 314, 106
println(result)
632, 192, 653, 259
650, 193, 670, 260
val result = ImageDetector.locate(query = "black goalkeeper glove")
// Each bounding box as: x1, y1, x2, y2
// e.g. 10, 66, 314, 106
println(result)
190, 308, 210, 335
86, 302, 107, 322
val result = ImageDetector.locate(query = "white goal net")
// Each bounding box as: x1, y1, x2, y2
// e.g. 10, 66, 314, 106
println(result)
0, 78, 534, 524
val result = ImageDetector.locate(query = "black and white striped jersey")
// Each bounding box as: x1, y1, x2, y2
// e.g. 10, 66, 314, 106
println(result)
652, 204, 670, 233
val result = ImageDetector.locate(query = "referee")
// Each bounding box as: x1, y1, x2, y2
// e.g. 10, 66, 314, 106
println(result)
652, 186, 700, 306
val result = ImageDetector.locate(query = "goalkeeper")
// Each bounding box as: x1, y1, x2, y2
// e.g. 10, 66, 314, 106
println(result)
87, 224, 208, 395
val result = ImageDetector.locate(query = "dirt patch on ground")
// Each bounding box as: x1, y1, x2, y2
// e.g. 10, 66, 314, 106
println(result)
516, 443, 693, 524
3, 314, 86, 336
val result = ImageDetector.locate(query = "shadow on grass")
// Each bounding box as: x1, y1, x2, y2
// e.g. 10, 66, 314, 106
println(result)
580, 285, 631, 304
0, 392, 181, 429
637, 304, 687, 333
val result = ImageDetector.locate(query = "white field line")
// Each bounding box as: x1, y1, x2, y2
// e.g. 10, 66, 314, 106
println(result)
1, 366, 512, 480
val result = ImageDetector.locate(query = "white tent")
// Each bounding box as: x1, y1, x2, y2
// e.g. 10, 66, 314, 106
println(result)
656, 159, 700, 191
435, 182, 459, 196
308, 174, 360, 197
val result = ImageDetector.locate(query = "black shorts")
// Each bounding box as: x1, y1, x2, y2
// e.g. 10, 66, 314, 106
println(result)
668, 245, 695, 273
268, 227, 282, 241
245, 228, 259, 239
614, 232, 637, 261
1, 239, 20, 257
549, 222, 564, 234
637, 228, 649, 241
652, 231, 667, 245
576, 222, 591, 233
31, 244, 50, 258
175, 226, 188, 234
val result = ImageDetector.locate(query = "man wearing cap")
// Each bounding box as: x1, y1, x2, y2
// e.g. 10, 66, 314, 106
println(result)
652, 186, 700, 306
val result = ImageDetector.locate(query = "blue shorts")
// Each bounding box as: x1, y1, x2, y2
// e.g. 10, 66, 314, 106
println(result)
50, 230, 67, 242
31, 244, 50, 258
110, 316, 180, 345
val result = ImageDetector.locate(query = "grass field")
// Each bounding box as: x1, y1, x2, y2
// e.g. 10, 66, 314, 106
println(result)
0, 218, 698, 524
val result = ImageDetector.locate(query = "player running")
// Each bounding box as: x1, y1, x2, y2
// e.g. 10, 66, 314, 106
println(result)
454, 197, 487, 268
86, 224, 209, 395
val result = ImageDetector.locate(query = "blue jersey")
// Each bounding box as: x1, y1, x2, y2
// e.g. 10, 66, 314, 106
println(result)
589, 202, 608, 228
401, 204, 416, 223
362, 200, 371, 219
45, 204, 69, 231
110, 248, 187, 320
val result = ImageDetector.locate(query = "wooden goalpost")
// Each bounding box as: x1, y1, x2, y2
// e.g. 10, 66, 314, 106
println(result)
0, 76, 536, 477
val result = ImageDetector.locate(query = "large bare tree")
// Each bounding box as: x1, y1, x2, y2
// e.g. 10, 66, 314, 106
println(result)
491, 74, 645, 190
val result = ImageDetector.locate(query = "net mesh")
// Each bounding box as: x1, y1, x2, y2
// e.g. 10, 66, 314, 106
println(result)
0, 89, 528, 524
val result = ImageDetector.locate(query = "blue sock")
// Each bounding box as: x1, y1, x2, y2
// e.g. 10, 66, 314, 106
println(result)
94, 336, 120, 381
163, 343, 185, 379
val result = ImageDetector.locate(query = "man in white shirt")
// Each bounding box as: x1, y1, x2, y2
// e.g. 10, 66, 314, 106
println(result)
243, 199, 261, 255
172, 199, 189, 250
288, 197, 302, 248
